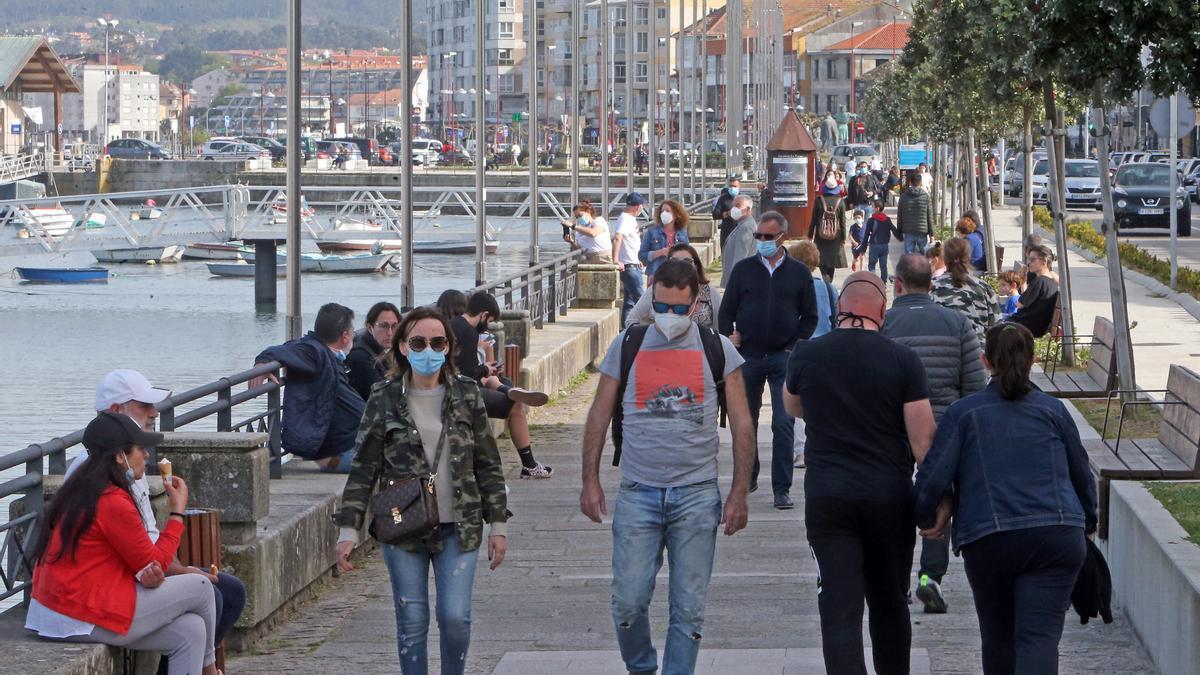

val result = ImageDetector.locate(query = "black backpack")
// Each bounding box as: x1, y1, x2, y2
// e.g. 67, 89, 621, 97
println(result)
610, 324, 727, 466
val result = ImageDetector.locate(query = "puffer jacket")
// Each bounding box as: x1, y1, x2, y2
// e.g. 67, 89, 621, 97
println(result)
896, 186, 933, 236
881, 293, 986, 420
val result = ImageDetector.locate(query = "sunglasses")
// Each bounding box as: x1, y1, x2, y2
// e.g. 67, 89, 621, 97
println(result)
752, 232, 781, 241
406, 335, 449, 352
652, 301, 691, 315
373, 322, 400, 331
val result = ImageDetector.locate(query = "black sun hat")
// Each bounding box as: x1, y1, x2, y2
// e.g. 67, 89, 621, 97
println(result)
82, 411, 164, 454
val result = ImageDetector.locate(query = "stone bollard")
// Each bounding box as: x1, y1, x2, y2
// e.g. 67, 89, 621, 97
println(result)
687, 216, 717, 242
577, 263, 620, 309
499, 309, 532, 356
155, 432, 269, 546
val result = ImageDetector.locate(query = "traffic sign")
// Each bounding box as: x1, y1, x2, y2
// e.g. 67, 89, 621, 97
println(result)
898, 144, 931, 170
189, 115, 196, 129
223, 115, 231, 129
1150, 97, 1196, 138
56, 123, 63, 135
10, 123, 20, 134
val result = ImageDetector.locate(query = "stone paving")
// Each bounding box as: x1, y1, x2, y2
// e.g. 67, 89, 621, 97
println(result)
228, 369, 1160, 674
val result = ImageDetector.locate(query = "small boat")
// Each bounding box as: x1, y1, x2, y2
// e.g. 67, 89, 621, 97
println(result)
82, 213, 107, 229
10, 207, 75, 237
131, 207, 163, 220
315, 238, 500, 254
184, 242, 247, 260
269, 195, 315, 222
207, 261, 283, 277
92, 245, 184, 264
300, 252, 396, 273
16, 267, 109, 283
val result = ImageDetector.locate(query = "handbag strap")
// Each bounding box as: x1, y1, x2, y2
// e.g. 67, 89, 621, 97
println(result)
426, 419, 449, 491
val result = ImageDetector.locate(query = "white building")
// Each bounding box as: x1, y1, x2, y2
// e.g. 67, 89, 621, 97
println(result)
425, 0, 527, 127
25, 59, 160, 143
191, 68, 241, 109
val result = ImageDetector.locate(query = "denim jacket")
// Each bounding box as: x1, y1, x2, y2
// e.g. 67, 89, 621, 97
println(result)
638, 225, 689, 277
913, 382, 1098, 549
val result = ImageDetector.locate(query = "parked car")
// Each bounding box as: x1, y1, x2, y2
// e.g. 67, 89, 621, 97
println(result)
238, 136, 286, 161
1029, 159, 1101, 208
387, 141, 437, 166
438, 149, 473, 166
199, 139, 239, 156
1008, 151, 1047, 197
377, 145, 393, 164
1183, 164, 1200, 204
1108, 162, 1191, 236
830, 143, 880, 170
411, 139, 444, 165
330, 137, 377, 163
315, 140, 363, 162
201, 142, 270, 161
104, 138, 171, 160
278, 135, 317, 161
658, 142, 695, 164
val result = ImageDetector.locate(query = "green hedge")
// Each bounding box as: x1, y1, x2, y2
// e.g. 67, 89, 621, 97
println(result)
1063, 217, 1200, 300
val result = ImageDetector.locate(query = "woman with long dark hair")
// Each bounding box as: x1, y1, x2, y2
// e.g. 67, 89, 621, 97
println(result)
930, 237, 1000, 344
30, 412, 219, 675
639, 199, 690, 284
347, 301, 402, 400
624, 243, 722, 329
914, 323, 1097, 674
333, 306, 509, 675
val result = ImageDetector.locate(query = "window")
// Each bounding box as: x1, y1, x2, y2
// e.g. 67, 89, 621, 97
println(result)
499, 21, 514, 38
498, 48, 514, 65
827, 95, 836, 113
499, 74, 515, 93
635, 62, 648, 83
612, 6, 626, 21
636, 4, 649, 23
636, 32, 648, 53
453, 26, 465, 41
614, 34, 625, 52
826, 59, 837, 79
498, 0, 513, 11
657, 7, 667, 19
614, 63, 626, 83
537, 18, 544, 37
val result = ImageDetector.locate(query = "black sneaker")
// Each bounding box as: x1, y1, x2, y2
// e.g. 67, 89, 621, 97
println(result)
915, 574, 948, 614
773, 493, 795, 510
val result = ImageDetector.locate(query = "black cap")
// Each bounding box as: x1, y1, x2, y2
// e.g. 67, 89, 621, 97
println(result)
82, 411, 164, 454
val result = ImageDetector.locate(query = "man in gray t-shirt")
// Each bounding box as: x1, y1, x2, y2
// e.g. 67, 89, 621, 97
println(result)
581, 258, 755, 674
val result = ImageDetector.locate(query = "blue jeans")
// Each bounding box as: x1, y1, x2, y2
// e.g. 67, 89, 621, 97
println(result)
903, 233, 926, 255
319, 447, 356, 473
868, 243, 891, 283
620, 265, 645, 326
612, 479, 722, 675
381, 525, 478, 675
741, 351, 795, 495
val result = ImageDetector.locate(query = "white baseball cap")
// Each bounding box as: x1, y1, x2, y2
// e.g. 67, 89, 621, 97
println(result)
94, 370, 171, 412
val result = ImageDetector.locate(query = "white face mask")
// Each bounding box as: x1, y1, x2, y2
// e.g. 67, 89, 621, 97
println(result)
660, 209, 674, 226
825, 177, 838, 189
653, 312, 692, 340
730, 206, 743, 221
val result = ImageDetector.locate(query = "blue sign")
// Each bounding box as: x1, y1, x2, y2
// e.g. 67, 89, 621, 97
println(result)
10, 123, 20, 134
898, 144, 932, 170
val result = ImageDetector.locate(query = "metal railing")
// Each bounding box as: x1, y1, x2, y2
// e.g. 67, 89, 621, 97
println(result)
0, 152, 45, 184
471, 249, 583, 328
0, 361, 284, 605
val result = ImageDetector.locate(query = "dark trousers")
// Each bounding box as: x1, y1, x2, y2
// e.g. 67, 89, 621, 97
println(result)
718, 218, 735, 249
806, 496, 915, 675
820, 265, 835, 282
961, 525, 1086, 675
918, 536, 949, 583
740, 351, 794, 496
156, 572, 247, 675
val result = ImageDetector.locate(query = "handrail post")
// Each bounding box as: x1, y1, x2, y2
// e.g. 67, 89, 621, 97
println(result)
548, 262, 558, 324
268, 386, 282, 479
217, 384, 233, 431
22, 456, 44, 604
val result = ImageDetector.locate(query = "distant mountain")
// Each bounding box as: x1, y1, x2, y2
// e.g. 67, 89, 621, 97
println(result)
0, 0, 401, 30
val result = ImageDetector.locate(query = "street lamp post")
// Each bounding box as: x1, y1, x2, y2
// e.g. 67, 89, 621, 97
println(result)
849, 20, 864, 137
546, 44, 557, 158
97, 17, 119, 146
324, 50, 334, 134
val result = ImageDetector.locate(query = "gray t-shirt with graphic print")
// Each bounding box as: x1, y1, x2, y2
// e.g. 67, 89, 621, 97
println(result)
599, 322, 744, 487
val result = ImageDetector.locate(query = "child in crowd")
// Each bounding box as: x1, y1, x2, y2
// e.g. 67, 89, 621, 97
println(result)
848, 209, 865, 271
998, 270, 1024, 320
855, 199, 901, 283
925, 241, 946, 278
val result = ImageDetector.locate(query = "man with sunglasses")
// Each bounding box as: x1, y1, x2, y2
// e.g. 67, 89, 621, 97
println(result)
718, 211, 819, 510
582, 258, 755, 675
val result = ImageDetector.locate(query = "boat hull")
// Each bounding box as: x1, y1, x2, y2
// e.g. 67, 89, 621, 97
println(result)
316, 239, 499, 254
184, 243, 246, 260
16, 267, 109, 283
93, 245, 184, 263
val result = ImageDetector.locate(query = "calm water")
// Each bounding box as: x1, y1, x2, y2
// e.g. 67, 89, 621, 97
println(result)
0, 217, 571, 453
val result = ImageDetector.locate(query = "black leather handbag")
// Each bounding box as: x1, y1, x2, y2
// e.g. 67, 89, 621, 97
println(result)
368, 424, 447, 545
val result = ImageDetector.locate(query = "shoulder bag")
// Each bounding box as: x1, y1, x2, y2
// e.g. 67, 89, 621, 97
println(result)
367, 422, 448, 545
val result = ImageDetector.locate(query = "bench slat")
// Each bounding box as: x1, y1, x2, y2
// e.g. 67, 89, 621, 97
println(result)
1158, 424, 1200, 475
1131, 438, 1194, 476
1065, 372, 1109, 397
1084, 439, 1165, 478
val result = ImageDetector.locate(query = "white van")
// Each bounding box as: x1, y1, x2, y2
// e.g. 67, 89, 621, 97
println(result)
411, 139, 443, 165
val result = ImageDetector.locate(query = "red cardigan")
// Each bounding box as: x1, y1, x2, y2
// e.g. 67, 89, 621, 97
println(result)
32, 485, 183, 635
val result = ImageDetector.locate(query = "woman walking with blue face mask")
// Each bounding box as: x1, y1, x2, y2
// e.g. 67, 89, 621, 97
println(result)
334, 306, 509, 675
808, 173, 848, 281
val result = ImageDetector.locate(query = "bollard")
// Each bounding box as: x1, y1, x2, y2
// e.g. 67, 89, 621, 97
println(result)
504, 344, 523, 383
250, 240, 278, 312
178, 508, 226, 672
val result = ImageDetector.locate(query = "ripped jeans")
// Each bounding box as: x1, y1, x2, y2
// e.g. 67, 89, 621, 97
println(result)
611, 478, 721, 675
381, 524, 478, 675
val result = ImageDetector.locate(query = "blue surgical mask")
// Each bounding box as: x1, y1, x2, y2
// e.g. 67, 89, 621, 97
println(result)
408, 348, 446, 376
122, 451, 135, 483
729, 186, 740, 196
576, 215, 590, 226
334, 350, 346, 363
757, 240, 779, 258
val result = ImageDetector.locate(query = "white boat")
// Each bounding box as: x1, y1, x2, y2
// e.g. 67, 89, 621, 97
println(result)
184, 242, 247, 260
300, 252, 396, 273
10, 206, 75, 237
82, 213, 107, 229
92, 245, 184, 264
131, 207, 163, 220
320, 217, 499, 254
268, 195, 315, 223
207, 261, 282, 277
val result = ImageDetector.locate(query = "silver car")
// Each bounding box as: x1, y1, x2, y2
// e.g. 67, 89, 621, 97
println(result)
830, 143, 880, 170
1030, 159, 1102, 208
201, 142, 270, 161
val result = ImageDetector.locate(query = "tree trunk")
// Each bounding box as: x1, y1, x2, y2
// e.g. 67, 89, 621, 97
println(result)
966, 128, 979, 216
978, 134, 997, 273
1041, 80, 1077, 367
1022, 108, 1034, 242
950, 139, 959, 231
1092, 84, 1136, 399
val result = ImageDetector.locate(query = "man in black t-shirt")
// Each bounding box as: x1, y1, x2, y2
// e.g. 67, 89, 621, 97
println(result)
1011, 244, 1060, 338
784, 271, 936, 675
452, 292, 554, 479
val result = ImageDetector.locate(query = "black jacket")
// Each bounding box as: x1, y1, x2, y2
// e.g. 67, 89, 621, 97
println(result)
1071, 538, 1113, 625
718, 254, 819, 356
896, 186, 933, 236
847, 173, 881, 207
346, 330, 387, 401
712, 188, 737, 232
450, 315, 487, 381
256, 333, 366, 460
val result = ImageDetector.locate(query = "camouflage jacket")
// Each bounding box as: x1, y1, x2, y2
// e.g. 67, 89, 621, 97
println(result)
335, 374, 507, 553
930, 274, 1001, 345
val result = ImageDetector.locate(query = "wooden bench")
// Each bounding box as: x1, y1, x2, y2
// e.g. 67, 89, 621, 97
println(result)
1031, 316, 1118, 398
1085, 364, 1200, 538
